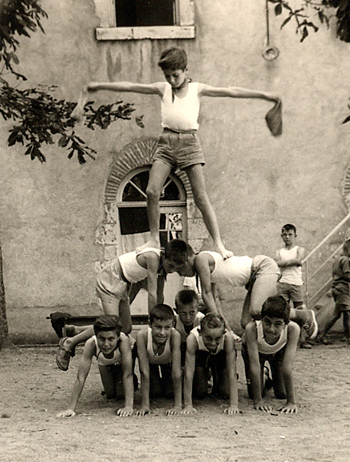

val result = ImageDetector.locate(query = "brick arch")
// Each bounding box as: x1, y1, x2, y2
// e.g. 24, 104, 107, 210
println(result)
105, 137, 193, 205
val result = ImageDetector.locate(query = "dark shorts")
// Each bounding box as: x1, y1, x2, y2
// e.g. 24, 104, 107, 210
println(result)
277, 282, 304, 303
332, 287, 350, 311
149, 362, 174, 398
241, 343, 287, 400
153, 129, 205, 170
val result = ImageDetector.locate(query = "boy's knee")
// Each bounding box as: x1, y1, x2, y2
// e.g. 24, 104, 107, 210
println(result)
146, 185, 160, 201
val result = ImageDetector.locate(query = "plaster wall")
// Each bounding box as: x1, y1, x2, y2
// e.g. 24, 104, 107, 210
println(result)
1, 0, 350, 335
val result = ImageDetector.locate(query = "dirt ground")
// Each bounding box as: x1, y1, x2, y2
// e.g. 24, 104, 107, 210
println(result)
1, 335, 350, 462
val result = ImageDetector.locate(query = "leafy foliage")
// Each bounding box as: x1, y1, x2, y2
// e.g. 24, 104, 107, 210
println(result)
0, 0, 140, 163
269, 0, 350, 42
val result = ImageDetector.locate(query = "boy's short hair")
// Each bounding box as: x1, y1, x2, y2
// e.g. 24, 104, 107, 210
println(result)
261, 295, 290, 324
281, 223, 297, 235
158, 47, 187, 71
200, 313, 226, 331
163, 239, 193, 266
93, 315, 123, 335
149, 304, 175, 324
175, 289, 199, 310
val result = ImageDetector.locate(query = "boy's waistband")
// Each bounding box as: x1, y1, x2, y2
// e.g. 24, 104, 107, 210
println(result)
162, 127, 198, 134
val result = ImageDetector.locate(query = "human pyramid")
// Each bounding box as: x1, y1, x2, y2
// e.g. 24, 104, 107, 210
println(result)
57, 47, 317, 418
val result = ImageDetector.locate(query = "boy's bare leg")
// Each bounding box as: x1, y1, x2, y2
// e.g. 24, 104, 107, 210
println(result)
138, 160, 172, 251
56, 326, 94, 371
185, 164, 233, 259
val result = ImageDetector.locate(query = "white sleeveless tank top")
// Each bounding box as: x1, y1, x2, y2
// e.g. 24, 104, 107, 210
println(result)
277, 246, 303, 285
161, 82, 200, 131
119, 248, 161, 284
200, 251, 252, 287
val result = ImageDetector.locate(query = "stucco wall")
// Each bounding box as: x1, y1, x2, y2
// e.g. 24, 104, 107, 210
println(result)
1, 0, 350, 336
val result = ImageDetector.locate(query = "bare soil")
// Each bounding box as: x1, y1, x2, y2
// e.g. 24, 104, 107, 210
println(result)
1, 335, 350, 462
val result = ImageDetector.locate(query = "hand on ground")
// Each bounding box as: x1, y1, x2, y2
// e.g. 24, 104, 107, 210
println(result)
254, 400, 272, 413
277, 402, 298, 414
133, 408, 150, 416
56, 409, 76, 418
165, 405, 182, 416
224, 405, 240, 415
116, 406, 133, 417
181, 405, 197, 415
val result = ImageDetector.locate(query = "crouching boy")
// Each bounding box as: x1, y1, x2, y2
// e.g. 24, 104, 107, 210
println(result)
174, 289, 205, 365
242, 295, 300, 413
136, 304, 182, 415
182, 313, 239, 415
57, 315, 135, 418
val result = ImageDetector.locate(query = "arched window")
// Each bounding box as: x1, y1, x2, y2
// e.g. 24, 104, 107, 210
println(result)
116, 166, 187, 254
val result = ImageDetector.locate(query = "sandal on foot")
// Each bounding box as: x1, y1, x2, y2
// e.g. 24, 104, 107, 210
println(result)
56, 337, 75, 371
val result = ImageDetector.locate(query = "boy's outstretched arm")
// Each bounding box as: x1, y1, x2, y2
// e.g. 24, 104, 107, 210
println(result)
277, 322, 300, 414
166, 330, 182, 415
181, 335, 197, 414
135, 329, 151, 415
71, 81, 164, 121
245, 323, 272, 412
56, 338, 95, 418
224, 333, 239, 415
117, 335, 134, 417
199, 83, 280, 103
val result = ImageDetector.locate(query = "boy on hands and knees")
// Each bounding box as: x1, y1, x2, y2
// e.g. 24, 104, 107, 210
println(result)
182, 313, 239, 415
57, 315, 135, 418
73, 47, 280, 260
136, 304, 182, 416
174, 289, 205, 364
177, 242, 318, 337
55, 239, 188, 371
242, 295, 300, 414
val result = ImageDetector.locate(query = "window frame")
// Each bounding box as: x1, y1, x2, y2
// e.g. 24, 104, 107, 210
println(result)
116, 166, 187, 250
94, 0, 195, 41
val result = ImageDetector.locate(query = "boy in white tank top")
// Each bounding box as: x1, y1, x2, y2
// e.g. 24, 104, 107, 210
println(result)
72, 48, 280, 260
275, 224, 313, 349
57, 315, 135, 418
55, 240, 189, 371
174, 289, 205, 364
242, 295, 300, 414
182, 313, 239, 415
135, 304, 182, 416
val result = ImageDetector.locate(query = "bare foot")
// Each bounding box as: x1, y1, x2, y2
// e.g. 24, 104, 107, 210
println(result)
71, 86, 89, 121
136, 237, 161, 253
216, 242, 233, 260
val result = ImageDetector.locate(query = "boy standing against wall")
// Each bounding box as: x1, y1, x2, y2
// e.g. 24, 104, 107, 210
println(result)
275, 224, 313, 348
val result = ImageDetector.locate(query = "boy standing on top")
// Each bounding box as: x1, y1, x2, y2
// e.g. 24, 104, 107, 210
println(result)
72, 47, 280, 260
135, 304, 182, 416
275, 224, 311, 348
242, 295, 300, 414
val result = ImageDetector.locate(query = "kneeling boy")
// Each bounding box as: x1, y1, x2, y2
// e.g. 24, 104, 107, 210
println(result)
242, 295, 300, 413
57, 315, 135, 418
136, 304, 182, 415
182, 313, 239, 415
174, 289, 205, 364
